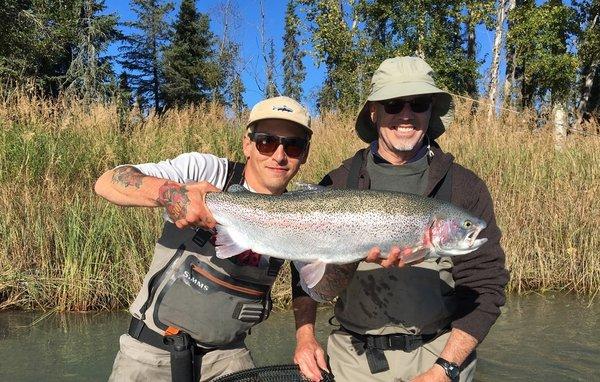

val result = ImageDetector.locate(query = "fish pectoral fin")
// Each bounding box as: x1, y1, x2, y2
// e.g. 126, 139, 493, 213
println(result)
297, 260, 327, 289
400, 246, 431, 264
214, 224, 249, 259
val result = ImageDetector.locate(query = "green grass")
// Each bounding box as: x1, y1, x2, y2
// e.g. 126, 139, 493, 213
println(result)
0, 92, 598, 311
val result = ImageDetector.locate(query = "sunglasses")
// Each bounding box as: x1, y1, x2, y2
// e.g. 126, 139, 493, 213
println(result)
248, 132, 309, 158
378, 96, 433, 114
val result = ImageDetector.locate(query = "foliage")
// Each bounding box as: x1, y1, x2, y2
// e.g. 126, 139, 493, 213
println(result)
119, 0, 174, 112
0, 0, 97, 95
282, 0, 306, 101
574, 0, 600, 115
265, 39, 279, 98
162, 0, 221, 109
64, 0, 120, 103
300, 0, 366, 111
507, 0, 579, 105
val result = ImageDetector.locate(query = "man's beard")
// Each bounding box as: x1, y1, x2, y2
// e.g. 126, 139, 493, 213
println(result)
391, 142, 418, 152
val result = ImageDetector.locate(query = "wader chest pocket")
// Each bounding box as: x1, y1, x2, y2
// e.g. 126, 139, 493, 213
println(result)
152, 253, 271, 347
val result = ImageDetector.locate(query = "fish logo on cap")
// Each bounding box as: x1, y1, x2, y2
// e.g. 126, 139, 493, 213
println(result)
272, 105, 294, 113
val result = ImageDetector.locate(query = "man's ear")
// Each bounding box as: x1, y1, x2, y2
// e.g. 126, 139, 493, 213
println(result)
242, 135, 252, 159
369, 103, 378, 123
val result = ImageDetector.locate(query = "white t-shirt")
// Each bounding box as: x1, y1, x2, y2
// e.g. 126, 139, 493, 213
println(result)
131, 152, 250, 223
132, 152, 230, 190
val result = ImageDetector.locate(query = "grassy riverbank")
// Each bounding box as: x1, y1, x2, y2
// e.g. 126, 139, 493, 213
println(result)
0, 91, 598, 311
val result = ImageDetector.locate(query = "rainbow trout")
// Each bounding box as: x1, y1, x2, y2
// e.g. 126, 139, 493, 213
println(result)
205, 186, 487, 288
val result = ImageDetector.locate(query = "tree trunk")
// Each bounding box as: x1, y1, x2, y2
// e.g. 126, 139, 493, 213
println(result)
503, 0, 517, 108
578, 60, 599, 124
488, 0, 507, 121
577, 13, 599, 125
554, 102, 568, 151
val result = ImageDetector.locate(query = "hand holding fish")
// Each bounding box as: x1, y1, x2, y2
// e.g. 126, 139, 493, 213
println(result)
365, 246, 420, 268
158, 180, 220, 230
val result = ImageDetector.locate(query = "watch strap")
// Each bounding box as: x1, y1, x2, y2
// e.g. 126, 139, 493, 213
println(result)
435, 357, 460, 381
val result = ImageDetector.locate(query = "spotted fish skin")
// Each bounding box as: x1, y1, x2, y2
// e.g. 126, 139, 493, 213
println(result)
205, 188, 487, 265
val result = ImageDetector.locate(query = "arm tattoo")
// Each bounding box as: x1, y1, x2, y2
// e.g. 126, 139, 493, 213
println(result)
111, 166, 144, 189
157, 182, 190, 221
311, 262, 359, 300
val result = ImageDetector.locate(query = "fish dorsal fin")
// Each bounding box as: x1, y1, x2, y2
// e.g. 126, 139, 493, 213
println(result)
228, 184, 249, 193
293, 183, 327, 192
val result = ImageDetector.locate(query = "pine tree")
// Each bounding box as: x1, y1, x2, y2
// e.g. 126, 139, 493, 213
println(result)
265, 39, 279, 98
163, 0, 220, 108
119, 0, 173, 112
282, 0, 305, 101
1, 0, 85, 95
230, 73, 246, 116
65, 0, 119, 103
116, 71, 134, 132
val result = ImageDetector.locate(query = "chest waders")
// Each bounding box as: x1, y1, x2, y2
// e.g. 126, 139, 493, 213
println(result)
127, 161, 285, 382
345, 148, 453, 375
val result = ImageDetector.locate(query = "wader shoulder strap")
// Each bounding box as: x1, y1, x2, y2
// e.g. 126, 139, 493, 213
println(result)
430, 167, 453, 203
192, 160, 244, 247
225, 161, 245, 191
347, 149, 367, 189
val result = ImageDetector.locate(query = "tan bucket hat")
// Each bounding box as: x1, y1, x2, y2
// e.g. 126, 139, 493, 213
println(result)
247, 96, 312, 137
355, 56, 453, 143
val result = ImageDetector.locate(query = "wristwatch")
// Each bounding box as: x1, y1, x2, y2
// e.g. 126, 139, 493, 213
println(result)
435, 357, 460, 382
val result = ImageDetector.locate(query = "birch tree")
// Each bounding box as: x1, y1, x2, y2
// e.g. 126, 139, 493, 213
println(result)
576, 0, 600, 123
488, 0, 508, 119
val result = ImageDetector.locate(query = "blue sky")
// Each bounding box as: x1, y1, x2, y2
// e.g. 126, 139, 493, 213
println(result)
105, 0, 498, 111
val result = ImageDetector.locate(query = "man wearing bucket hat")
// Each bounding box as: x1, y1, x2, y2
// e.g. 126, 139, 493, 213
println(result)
95, 96, 312, 381
292, 57, 509, 382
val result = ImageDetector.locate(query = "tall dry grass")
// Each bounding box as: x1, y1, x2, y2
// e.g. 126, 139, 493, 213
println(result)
0, 90, 598, 312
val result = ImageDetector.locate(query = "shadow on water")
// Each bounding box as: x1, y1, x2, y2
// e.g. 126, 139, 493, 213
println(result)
0, 294, 598, 381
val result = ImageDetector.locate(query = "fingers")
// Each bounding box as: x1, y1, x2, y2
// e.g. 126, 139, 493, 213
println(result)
295, 351, 322, 381
166, 181, 220, 230
379, 246, 400, 268
294, 340, 328, 382
367, 246, 411, 268
365, 247, 382, 263
315, 347, 329, 372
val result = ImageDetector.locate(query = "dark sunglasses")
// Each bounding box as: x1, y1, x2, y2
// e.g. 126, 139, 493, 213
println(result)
248, 132, 309, 158
378, 96, 433, 114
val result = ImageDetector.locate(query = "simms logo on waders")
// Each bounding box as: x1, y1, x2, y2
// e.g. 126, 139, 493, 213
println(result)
183, 270, 209, 292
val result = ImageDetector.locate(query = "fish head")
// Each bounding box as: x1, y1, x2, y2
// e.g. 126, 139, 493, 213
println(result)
429, 212, 488, 256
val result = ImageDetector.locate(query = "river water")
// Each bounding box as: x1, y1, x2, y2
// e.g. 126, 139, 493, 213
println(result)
0, 294, 598, 381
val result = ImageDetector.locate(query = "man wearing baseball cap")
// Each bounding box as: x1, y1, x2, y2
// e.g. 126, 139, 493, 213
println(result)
292, 57, 508, 382
95, 96, 312, 381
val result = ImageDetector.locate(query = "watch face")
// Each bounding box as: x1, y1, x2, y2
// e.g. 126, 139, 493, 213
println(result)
448, 364, 460, 379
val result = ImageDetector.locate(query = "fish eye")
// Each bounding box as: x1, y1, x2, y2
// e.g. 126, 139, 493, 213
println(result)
464, 220, 472, 228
